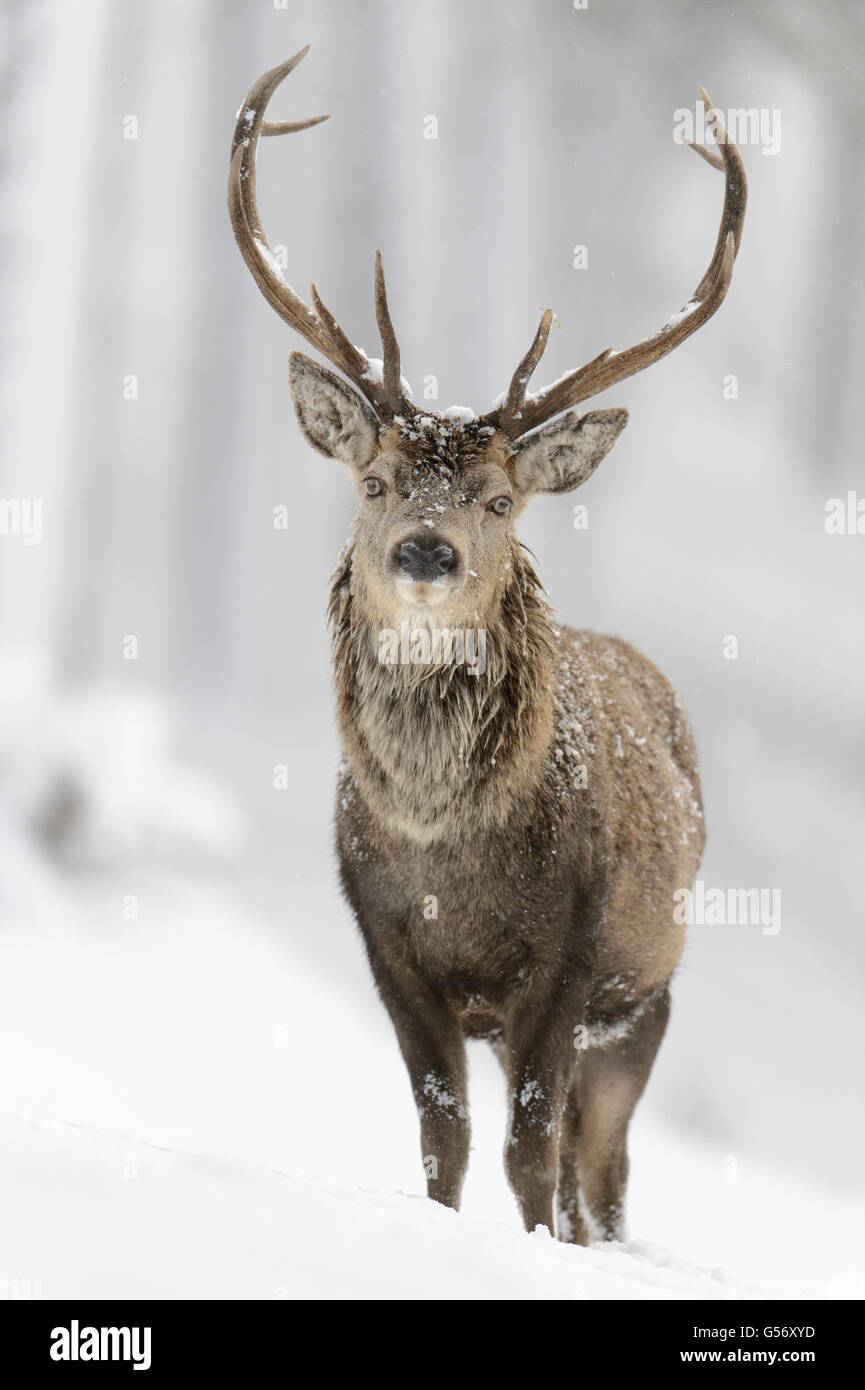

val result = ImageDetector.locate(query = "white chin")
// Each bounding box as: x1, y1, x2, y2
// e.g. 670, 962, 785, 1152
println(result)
394, 580, 451, 609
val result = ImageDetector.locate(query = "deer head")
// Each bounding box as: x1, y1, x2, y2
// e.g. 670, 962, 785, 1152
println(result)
228, 49, 746, 628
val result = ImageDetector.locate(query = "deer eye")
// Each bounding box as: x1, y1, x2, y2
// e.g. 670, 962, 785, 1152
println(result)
488, 495, 512, 516
364, 477, 384, 498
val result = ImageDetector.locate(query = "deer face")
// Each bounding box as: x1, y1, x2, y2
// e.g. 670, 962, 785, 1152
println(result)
351, 417, 514, 620
289, 352, 629, 624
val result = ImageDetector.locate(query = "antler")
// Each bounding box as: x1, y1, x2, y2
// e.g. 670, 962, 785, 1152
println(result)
227, 48, 410, 420
485, 88, 747, 440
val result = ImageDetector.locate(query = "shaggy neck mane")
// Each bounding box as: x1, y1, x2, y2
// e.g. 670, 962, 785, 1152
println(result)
328, 542, 557, 844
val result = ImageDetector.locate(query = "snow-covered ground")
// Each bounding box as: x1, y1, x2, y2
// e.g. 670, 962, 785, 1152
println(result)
1, 877, 862, 1300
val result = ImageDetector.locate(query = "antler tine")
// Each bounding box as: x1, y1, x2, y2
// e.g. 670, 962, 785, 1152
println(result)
485, 87, 747, 440
309, 282, 366, 374
494, 308, 555, 430
374, 251, 404, 412
261, 115, 330, 136
228, 49, 411, 419
685, 140, 724, 172
690, 88, 746, 295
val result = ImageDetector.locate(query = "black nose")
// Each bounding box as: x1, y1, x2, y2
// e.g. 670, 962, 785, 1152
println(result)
395, 535, 455, 583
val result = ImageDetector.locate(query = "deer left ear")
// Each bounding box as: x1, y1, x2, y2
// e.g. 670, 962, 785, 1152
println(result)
510, 408, 629, 497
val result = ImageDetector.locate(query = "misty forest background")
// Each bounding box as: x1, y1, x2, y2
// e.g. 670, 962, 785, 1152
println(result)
0, 0, 863, 1233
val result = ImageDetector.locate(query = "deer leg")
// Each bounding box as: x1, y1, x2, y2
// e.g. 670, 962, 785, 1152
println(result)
501, 1006, 579, 1235
404, 1018, 470, 1212
560, 988, 671, 1244
555, 1085, 582, 1243
363, 940, 470, 1210
503, 1046, 574, 1235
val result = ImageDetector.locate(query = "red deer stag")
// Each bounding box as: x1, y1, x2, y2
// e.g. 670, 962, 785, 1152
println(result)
228, 49, 746, 1241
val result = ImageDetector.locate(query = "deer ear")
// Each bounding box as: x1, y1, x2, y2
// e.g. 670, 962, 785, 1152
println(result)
510, 408, 628, 497
289, 352, 380, 470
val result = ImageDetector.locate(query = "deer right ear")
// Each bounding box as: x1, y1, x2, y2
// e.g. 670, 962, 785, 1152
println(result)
289, 352, 380, 470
